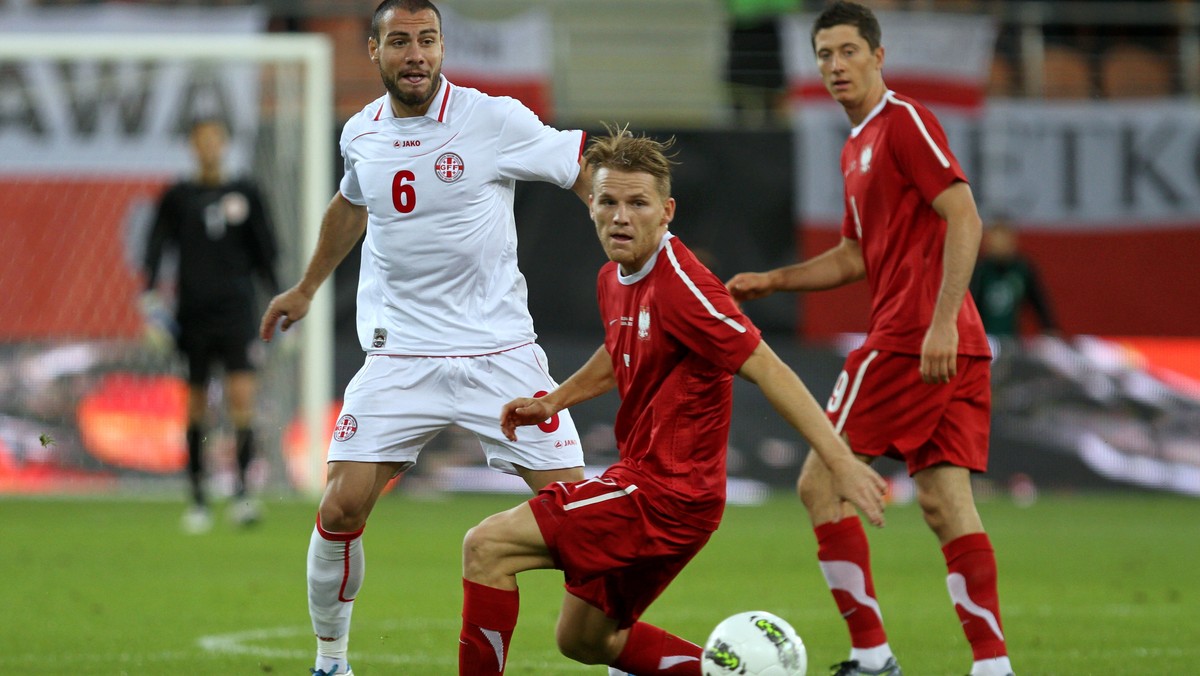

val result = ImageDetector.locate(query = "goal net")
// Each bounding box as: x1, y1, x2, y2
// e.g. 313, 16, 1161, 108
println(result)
0, 33, 334, 496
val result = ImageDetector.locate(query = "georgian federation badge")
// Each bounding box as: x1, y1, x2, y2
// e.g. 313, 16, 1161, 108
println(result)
434, 152, 465, 183
333, 414, 358, 442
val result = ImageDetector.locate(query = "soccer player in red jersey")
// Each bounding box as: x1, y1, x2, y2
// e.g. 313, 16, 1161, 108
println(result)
726, 3, 1015, 676
456, 127, 888, 676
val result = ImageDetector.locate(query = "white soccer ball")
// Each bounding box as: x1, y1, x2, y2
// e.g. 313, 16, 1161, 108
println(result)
701, 610, 807, 676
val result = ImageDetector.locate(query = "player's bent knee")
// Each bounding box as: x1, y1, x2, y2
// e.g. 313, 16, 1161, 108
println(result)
461, 520, 503, 579
796, 468, 830, 510
461, 523, 488, 561
917, 491, 950, 532
556, 631, 613, 666
317, 499, 369, 533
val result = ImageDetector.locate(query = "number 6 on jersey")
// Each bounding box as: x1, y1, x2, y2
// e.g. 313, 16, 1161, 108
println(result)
392, 170, 416, 213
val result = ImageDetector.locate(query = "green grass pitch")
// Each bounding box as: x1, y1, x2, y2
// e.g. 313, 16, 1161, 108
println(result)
4, 490, 1197, 674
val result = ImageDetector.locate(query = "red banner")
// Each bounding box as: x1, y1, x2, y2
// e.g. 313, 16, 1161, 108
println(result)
439, 7, 554, 120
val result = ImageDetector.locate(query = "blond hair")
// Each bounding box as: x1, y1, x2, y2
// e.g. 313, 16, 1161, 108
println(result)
583, 123, 677, 199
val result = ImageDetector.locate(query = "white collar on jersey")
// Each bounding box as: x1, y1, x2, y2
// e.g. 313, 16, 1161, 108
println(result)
374, 74, 453, 123
849, 88, 894, 138
616, 232, 675, 286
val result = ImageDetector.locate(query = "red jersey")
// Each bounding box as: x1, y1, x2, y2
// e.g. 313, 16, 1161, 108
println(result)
840, 90, 990, 358
596, 234, 762, 531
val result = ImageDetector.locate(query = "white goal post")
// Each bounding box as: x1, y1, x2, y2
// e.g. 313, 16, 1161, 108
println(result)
0, 34, 334, 495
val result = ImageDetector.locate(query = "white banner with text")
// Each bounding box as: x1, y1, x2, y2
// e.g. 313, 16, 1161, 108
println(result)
0, 5, 266, 175
794, 100, 1200, 230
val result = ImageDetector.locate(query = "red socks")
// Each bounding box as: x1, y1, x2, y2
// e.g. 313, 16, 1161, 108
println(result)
943, 533, 1007, 660
816, 519, 1008, 661
612, 622, 702, 675
815, 516, 888, 648
459, 580, 519, 675
459, 583, 703, 675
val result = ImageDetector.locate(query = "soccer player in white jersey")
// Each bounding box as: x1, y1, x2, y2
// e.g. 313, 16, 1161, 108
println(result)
258, 2, 591, 674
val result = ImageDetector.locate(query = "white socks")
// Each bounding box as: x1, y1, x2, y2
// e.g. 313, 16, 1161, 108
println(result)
308, 524, 364, 670
971, 656, 1014, 675
850, 642, 1011, 674
313, 640, 349, 675
849, 642, 895, 671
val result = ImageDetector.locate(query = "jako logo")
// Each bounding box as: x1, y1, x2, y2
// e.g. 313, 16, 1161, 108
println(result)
554, 439, 579, 448
394, 139, 421, 148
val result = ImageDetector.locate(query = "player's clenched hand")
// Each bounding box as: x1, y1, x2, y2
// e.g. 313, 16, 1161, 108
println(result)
829, 460, 888, 527
500, 397, 557, 442
725, 272, 775, 303
260, 287, 312, 342
920, 321, 958, 384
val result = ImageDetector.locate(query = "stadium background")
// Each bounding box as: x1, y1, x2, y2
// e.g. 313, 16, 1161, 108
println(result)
1, 0, 1198, 502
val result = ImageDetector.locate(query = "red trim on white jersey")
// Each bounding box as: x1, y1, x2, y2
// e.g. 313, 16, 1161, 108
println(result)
576, 131, 588, 160
348, 130, 380, 145
365, 79, 451, 123
436, 81, 453, 122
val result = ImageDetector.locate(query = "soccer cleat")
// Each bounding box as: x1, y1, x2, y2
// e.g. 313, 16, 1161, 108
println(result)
830, 657, 902, 676
181, 505, 213, 534
310, 665, 352, 676
229, 498, 262, 527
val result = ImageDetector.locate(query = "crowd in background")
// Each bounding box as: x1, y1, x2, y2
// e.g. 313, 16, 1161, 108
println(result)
12, 0, 1196, 119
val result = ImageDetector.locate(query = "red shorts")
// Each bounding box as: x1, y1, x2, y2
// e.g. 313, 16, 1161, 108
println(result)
529, 474, 712, 628
824, 348, 991, 474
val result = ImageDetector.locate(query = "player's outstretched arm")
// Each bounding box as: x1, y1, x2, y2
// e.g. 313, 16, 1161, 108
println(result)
726, 237, 866, 303
260, 194, 367, 342
501, 346, 616, 442
737, 341, 887, 526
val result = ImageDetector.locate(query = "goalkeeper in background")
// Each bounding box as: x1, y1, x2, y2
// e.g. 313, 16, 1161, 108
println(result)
142, 117, 280, 533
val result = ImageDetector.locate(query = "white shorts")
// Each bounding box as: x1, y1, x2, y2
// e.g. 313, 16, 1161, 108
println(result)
328, 343, 584, 474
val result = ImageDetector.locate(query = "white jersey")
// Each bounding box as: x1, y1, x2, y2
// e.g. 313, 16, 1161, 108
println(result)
339, 76, 585, 355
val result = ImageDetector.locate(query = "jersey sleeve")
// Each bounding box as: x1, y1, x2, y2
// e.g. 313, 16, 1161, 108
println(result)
889, 101, 968, 206
494, 98, 584, 188
143, 184, 180, 288
337, 118, 367, 206
659, 245, 762, 374
840, 192, 859, 241
243, 183, 280, 293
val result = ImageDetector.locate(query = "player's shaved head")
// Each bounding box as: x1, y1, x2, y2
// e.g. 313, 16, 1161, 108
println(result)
372, 0, 442, 40
583, 123, 677, 199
